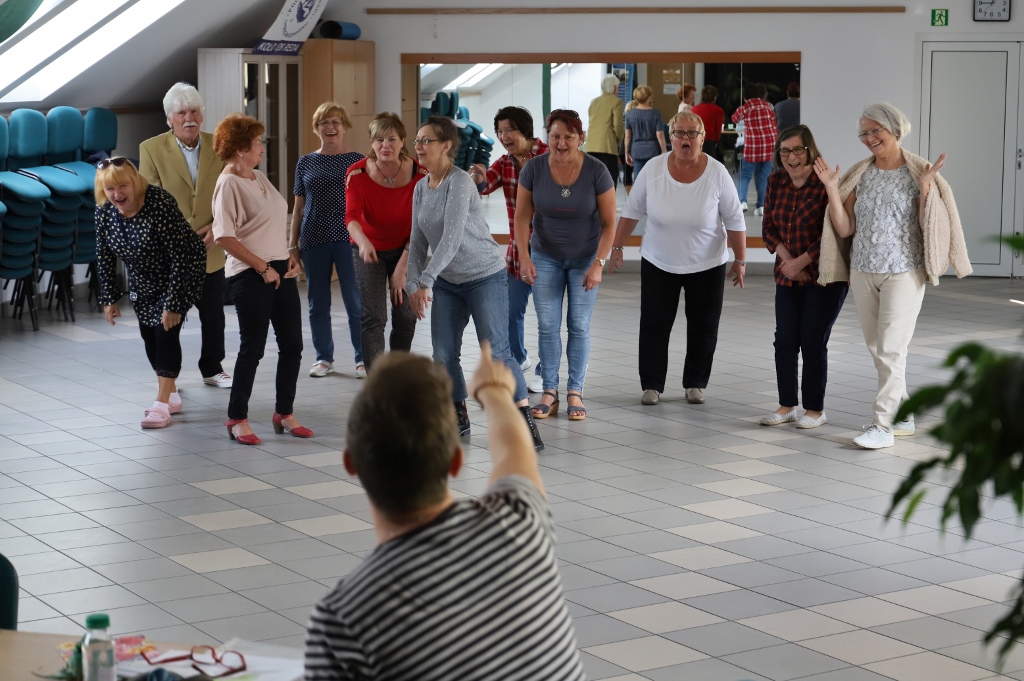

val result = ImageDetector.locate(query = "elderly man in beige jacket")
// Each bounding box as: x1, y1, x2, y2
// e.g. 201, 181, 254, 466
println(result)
587, 74, 625, 189
139, 82, 231, 388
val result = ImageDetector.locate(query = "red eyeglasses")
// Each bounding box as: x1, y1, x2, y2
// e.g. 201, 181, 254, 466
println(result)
142, 645, 246, 678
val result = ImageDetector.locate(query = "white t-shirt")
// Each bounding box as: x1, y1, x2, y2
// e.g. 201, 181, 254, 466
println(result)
622, 155, 746, 274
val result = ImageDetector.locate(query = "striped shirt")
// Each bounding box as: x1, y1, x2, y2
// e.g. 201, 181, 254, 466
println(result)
304, 476, 586, 681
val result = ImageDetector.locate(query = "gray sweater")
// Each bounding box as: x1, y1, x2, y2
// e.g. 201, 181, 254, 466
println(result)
406, 166, 506, 293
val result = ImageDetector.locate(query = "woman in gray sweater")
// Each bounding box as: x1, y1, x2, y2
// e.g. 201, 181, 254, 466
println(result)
407, 115, 544, 450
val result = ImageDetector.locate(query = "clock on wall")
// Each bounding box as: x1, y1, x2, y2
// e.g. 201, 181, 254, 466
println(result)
974, 0, 1011, 21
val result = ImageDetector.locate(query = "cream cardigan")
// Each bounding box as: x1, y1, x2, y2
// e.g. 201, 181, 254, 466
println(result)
817, 148, 972, 286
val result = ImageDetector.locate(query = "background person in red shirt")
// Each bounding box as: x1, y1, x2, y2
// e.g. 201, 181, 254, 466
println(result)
731, 83, 777, 215
691, 85, 724, 162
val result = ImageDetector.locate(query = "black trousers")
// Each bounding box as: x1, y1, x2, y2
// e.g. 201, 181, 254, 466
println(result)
196, 269, 226, 378
139, 320, 183, 379
775, 282, 849, 411
589, 152, 619, 189
639, 259, 725, 392
227, 261, 303, 420
352, 246, 417, 371
618, 150, 632, 187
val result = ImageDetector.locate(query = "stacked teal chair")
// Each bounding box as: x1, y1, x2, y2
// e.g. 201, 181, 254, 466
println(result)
0, 551, 17, 630
9, 108, 90, 322
0, 115, 50, 331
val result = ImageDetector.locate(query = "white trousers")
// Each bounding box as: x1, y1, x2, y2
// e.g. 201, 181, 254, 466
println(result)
850, 268, 927, 430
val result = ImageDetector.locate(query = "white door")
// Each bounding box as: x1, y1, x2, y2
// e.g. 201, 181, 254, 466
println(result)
920, 42, 1019, 276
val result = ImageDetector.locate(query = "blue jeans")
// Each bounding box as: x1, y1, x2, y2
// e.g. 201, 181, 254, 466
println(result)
301, 240, 363, 365
738, 159, 771, 208
532, 250, 598, 393
507, 270, 542, 376
633, 157, 652, 183
432, 271, 528, 403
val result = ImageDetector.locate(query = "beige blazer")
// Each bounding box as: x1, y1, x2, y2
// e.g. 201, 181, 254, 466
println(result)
139, 130, 226, 273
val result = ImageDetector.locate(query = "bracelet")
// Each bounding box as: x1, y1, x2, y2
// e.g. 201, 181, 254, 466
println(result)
259, 264, 271, 275
472, 380, 514, 405
735, 260, 746, 266
611, 246, 624, 251
287, 246, 299, 252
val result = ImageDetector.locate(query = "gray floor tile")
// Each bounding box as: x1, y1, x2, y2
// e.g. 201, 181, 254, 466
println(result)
723, 643, 851, 680
752, 578, 864, 607
564, 583, 671, 612
699, 562, 805, 588
279, 553, 363, 580
601, 530, 699, 554
938, 602, 1013, 632
237, 581, 329, 610
682, 589, 798, 620
578, 650, 631, 680
664, 621, 789, 657
572, 613, 649, 647
559, 565, 622, 591
716, 536, 817, 561
192, 610, 306, 642
558, 539, 638, 564
817, 567, 931, 595
203, 564, 310, 591
92, 557, 195, 584
123, 575, 230, 602
766, 552, 871, 578
797, 669, 896, 681
644, 656, 771, 681
581, 555, 687, 581
884, 556, 992, 583
871, 616, 988, 648
158, 592, 267, 623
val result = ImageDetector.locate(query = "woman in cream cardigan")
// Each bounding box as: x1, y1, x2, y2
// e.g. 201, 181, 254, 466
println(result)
814, 102, 971, 450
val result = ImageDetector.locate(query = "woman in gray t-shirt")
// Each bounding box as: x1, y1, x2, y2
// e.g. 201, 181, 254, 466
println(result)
514, 110, 617, 422
406, 116, 544, 451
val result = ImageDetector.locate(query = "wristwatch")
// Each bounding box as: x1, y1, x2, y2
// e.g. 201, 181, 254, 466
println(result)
596, 257, 607, 266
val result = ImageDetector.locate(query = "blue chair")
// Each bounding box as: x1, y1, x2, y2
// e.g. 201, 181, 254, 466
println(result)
0, 551, 18, 630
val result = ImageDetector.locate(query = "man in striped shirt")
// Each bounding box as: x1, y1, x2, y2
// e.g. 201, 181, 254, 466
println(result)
304, 345, 586, 681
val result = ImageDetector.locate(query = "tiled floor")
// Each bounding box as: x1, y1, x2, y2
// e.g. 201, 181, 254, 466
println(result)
2, 268, 1023, 681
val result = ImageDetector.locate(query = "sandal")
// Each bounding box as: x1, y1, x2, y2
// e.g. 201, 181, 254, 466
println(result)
566, 392, 587, 421
531, 390, 559, 419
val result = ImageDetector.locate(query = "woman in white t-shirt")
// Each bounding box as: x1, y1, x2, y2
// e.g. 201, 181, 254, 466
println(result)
608, 111, 747, 407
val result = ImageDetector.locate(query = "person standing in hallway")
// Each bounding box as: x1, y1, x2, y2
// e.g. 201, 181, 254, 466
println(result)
624, 85, 666, 183
587, 74, 625, 189
691, 85, 725, 162
759, 125, 848, 430
775, 82, 801, 133
139, 82, 232, 389
815, 102, 971, 449
677, 82, 696, 113
731, 83, 777, 215
470, 106, 549, 393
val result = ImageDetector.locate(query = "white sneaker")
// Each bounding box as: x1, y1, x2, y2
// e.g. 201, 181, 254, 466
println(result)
355, 364, 367, 379
760, 410, 797, 426
520, 356, 533, 373
753, 206, 764, 216
893, 417, 916, 436
796, 412, 827, 429
309, 361, 334, 378
203, 372, 232, 388
686, 387, 705, 404
854, 424, 894, 449
527, 374, 544, 393
741, 201, 749, 212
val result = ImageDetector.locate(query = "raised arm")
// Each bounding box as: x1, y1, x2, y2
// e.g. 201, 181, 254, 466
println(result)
813, 158, 856, 238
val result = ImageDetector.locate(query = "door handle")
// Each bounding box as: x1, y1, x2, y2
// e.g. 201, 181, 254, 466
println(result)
1018, 148, 1022, 170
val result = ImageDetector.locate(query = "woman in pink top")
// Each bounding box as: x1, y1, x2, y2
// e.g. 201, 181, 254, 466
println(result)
212, 114, 311, 446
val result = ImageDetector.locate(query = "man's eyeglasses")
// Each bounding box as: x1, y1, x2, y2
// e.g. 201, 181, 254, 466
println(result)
142, 645, 246, 678
779, 147, 808, 157
857, 127, 886, 140
412, 138, 438, 147
670, 130, 703, 139
96, 157, 130, 170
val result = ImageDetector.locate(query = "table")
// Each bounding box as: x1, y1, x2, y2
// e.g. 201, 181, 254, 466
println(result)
0, 630, 183, 681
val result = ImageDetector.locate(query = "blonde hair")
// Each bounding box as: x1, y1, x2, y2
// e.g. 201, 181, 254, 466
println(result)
94, 159, 148, 206
366, 112, 413, 161
668, 111, 704, 134
312, 102, 353, 133
633, 85, 653, 104
624, 100, 638, 112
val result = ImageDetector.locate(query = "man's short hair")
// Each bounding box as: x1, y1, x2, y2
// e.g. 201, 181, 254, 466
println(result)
493, 106, 534, 139
346, 353, 459, 516
163, 82, 204, 120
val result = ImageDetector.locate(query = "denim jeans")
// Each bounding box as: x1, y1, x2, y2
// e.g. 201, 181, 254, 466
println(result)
531, 250, 598, 393
737, 159, 771, 208
632, 157, 653, 183
774, 282, 849, 412
507, 270, 542, 377
431, 271, 528, 403
301, 240, 363, 365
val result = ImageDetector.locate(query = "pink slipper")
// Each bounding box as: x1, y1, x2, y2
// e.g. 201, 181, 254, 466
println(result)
168, 393, 183, 414
141, 403, 171, 429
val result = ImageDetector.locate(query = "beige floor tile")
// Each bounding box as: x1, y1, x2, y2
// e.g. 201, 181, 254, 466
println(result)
941, 575, 1018, 602
582, 636, 707, 672
180, 509, 272, 532
665, 521, 763, 544
865, 651, 992, 681
169, 548, 270, 573
681, 498, 774, 520
600, 676, 648, 681
810, 597, 928, 628
189, 477, 273, 496
608, 601, 724, 634
720, 443, 801, 459
877, 585, 992, 615
630, 572, 740, 600
284, 481, 364, 500
282, 514, 372, 537
739, 609, 856, 642
286, 452, 345, 468
696, 479, 784, 497
729, 429, 803, 443
649, 546, 751, 570
708, 460, 793, 477
800, 629, 923, 665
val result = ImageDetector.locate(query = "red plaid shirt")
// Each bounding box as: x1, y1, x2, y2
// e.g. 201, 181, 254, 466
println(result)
731, 99, 777, 162
762, 169, 827, 287
477, 139, 549, 279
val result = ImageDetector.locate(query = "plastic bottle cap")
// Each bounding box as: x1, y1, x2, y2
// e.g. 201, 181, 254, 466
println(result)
85, 613, 110, 629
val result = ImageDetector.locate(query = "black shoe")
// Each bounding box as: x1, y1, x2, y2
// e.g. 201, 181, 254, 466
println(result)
518, 405, 545, 452
455, 400, 471, 439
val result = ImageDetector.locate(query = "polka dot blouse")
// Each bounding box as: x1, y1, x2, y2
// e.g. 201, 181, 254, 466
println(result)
293, 150, 365, 250
95, 185, 207, 327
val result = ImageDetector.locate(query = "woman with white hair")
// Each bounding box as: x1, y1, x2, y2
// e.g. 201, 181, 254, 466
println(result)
815, 102, 971, 449
586, 74, 625, 188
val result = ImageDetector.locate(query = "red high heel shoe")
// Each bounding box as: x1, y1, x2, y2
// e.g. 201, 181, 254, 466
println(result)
273, 413, 314, 438
224, 419, 261, 445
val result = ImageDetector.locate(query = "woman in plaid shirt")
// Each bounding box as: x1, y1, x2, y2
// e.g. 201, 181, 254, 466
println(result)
759, 126, 848, 430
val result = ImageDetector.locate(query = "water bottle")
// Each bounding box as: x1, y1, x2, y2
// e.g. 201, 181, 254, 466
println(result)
82, 613, 116, 681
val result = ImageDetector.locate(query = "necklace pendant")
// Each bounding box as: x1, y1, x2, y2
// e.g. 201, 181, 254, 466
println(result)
385, 177, 394, 187
561, 187, 572, 198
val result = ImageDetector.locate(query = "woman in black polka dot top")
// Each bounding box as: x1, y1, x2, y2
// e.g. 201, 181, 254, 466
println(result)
95, 158, 206, 430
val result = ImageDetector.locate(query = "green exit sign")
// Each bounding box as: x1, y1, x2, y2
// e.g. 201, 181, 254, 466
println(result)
932, 8, 949, 25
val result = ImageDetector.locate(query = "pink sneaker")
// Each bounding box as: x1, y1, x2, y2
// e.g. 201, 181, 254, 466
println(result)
141, 403, 171, 429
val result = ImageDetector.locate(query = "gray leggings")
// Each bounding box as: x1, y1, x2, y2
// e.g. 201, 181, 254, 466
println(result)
352, 246, 418, 370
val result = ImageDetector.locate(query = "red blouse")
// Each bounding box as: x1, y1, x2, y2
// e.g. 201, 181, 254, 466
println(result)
344, 158, 428, 251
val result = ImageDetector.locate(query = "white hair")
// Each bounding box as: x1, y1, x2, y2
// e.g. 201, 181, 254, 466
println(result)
601, 74, 619, 95
163, 82, 204, 121
861, 102, 910, 142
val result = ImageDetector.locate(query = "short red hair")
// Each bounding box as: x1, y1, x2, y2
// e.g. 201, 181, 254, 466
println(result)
213, 113, 265, 161
545, 109, 583, 136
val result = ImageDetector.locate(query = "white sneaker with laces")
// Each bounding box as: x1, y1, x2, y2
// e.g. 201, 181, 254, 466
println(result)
854, 424, 895, 449
356, 364, 367, 379
527, 374, 544, 393
686, 387, 705, 404
754, 206, 764, 216
203, 372, 233, 388
741, 201, 749, 212
796, 412, 827, 429
893, 417, 916, 436
309, 361, 334, 378
520, 356, 533, 373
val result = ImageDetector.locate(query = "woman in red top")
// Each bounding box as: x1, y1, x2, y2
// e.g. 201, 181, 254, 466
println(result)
690, 85, 725, 162
346, 112, 428, 370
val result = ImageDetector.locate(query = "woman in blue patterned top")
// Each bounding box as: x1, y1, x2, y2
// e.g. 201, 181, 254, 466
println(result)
95, 158, 206, 430
289, 102, 365, 379
624, 85, 666, 183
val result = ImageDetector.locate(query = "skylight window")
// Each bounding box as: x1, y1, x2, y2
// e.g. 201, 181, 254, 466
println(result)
441, 63, 504, 91
420, 63, 440, 77
3, 0, 187, 102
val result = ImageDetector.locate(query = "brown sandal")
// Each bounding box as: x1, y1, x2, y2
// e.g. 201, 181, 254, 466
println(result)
531, 390, 559, 419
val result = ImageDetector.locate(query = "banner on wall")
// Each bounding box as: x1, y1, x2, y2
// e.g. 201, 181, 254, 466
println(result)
253, 0, 330, 55
611, 64, 635, 104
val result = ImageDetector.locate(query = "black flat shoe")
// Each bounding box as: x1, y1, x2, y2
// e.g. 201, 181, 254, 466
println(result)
455, 400, 471, 439
518, 405, 545, 452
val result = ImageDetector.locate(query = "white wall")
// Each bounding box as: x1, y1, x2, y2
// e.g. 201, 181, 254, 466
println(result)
550, 63, 603, 136
477, 64, 544, 135
114, 112, 168, 160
